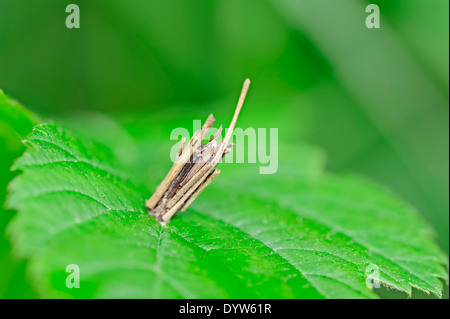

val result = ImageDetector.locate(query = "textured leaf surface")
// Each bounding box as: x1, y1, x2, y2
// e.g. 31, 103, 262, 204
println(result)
6, 123, 448, 298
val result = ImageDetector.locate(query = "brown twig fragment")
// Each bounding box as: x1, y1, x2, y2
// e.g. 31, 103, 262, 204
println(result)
146, 78, 251, 223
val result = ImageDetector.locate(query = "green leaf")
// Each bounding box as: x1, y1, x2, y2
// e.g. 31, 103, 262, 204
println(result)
6, 122, 448, 298
0, 89, 37, 297
271, 0, 449, 253
0, 90, 36, 140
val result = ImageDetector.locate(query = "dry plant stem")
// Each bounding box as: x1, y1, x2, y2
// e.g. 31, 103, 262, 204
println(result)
146, 79, 250, 222
177, 137, 186, 157
162, 169, 221, 221
145, 128, 204, 209
180, 169, 221, 212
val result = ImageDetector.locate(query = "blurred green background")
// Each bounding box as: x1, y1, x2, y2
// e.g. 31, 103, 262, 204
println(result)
0, 0, 448, 298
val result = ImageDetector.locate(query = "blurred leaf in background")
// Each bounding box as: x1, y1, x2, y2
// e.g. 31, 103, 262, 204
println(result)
0, 92, 37, 297
0, 0, 448, 298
